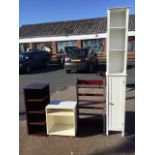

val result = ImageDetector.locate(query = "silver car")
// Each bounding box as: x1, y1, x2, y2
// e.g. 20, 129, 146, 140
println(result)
64, 48, 98, 73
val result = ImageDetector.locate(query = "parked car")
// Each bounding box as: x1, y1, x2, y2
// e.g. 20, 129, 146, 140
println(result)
62, 46, 78, 63
64, 48, 98, 73
19, 50, 51, 73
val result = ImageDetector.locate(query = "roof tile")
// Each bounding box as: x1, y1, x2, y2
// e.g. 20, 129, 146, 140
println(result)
19, 15, 135, 38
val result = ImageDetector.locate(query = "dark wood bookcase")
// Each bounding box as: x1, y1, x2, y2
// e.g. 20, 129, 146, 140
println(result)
24, 83, 50, 134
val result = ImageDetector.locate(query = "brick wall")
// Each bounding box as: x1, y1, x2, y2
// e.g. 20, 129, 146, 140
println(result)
29, 43, 33, 49
77, 40, 81, 48
51, 41, 57, 55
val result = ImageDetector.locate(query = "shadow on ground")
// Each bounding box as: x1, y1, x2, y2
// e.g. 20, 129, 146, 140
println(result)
127, 64, 135, 70
127, 83, 135, 91
19, 112, 26, 120
90, 135, 135, 155
89, 111, 135, 155
77, 117, 105, 137
66, 64, 106, 76
20, 64, 63, 75
68, 65, 106, 76
125, 111, 135, 136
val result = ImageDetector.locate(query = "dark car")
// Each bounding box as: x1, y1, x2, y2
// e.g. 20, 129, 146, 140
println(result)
59, 46, 78, 64
64, 48, 98, 73
19, 50, 51, 73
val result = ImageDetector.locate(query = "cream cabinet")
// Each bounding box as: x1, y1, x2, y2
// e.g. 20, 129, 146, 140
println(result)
106, 7, 129, 136
46, 100, 77, 136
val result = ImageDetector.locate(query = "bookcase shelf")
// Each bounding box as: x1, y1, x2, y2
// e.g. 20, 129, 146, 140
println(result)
29, 121, 46, 126
28, 110, 45, 114
109, 49, 125, 52
24, 83, 50, 134
110, 27, 126, 29
26, 95, 49, 102
47, 111, 74, 116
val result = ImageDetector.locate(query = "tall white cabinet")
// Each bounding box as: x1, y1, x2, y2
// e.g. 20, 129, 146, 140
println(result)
106, 7, 129, 136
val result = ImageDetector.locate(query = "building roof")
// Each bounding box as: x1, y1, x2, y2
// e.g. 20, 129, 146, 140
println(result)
19, 15, 135, 39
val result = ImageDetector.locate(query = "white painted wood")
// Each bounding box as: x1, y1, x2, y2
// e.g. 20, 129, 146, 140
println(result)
106, 9, 110, 78
109, 29, 125, 50
109, 50, 125, 74
47, 100, 77, 109
106, 7, 129, 136
46, 100, 77, 136
108, 77, 125, 131
110, 9, 126, 27
110, 27, 126, 29
106, 73, 109, 136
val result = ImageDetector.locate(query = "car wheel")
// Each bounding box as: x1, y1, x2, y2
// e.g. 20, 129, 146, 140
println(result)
96, 61, 99, 68
45, 62, 50, 68
65, 69, 70, 73
89, 64, 94, 73
25, 65, 31, 73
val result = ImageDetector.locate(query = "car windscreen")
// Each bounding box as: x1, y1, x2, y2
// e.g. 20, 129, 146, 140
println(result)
65, 47, 77, 53
66, 49, 88, 58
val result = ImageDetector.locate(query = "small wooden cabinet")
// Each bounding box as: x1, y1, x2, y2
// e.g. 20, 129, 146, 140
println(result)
46, 100, 77, 136
24, 83, 50, 134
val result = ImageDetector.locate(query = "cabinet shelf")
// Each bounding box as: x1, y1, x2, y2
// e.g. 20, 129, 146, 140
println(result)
109, 49, 125, 52
110, 27, 126, 29
27, 95, 49, 102
48, 124, 74, 136
47, 111, 73, 116
109, 29, 125, 50
29, 121, 46, 126
28, 110, 45, 114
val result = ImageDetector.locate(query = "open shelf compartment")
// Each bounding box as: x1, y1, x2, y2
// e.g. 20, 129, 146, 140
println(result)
108, 50, 125, 74
46, 115, 75, 136
110, 9, 126, 27
109, 29, 125, 50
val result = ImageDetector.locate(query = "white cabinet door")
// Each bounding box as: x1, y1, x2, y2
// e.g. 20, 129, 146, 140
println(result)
108, 77, 125, 130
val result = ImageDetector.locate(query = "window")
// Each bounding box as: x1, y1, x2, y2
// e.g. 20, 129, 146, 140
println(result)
33, 43, 41, 50
66, 49, 88, 58
82, 39, 104, 53
19, 43, 29, 52
57, 41, 77, 54
128, 37, 135, 51
42, 42, 51, 52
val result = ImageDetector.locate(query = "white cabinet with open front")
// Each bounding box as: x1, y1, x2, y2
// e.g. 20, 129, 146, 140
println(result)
46, 100, 77, 136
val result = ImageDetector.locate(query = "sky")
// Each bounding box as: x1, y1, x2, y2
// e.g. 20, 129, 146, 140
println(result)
19, 0, 135, 27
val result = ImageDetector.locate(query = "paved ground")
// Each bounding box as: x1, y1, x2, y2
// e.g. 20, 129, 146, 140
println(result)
19, 65, 134, 115
19, 64, 135, 155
